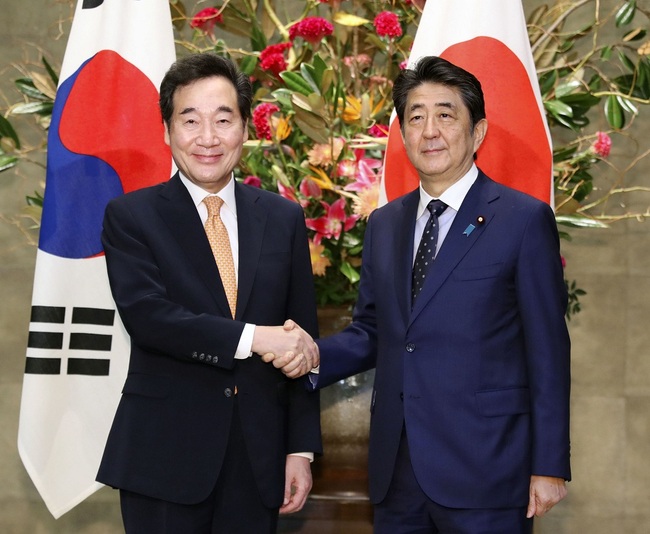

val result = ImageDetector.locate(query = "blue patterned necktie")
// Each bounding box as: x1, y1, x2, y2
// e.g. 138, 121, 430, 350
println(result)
412, 199, 447, 306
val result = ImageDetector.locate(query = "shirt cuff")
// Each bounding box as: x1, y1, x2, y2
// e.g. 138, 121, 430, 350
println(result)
234, 323, 255, 359
289, 452, 314, 462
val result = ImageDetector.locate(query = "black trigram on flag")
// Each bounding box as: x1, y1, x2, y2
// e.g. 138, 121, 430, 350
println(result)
26, 306, 116, 376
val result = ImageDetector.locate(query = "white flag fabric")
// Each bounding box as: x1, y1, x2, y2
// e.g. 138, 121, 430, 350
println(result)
382, 0, 552, 204
17, 0, 175, 518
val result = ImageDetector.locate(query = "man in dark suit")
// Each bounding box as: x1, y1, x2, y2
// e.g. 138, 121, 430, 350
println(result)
274, 56, 571, 533
96, 53, 321, 533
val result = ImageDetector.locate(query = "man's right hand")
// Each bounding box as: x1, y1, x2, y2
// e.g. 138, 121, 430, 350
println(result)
253, 321, 319, 378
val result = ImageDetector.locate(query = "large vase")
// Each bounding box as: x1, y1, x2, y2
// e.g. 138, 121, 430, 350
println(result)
311, 305, 375, 501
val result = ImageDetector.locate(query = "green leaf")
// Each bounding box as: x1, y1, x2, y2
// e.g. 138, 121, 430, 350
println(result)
250, 24, 267, 52
0, 154, 19, 172
299, 64, 321, 95
618, 50, 636, 72
0, 115, 20, 148
545, 99, 573, 118
615, 0, 636, 27
279, 71, 314, 96
14, 78, 49, 101
555, 79, 582, 98
42, 56, 59, 87
12, 102, 54, 116
555, 215, 609, 229
600, 45, 613, 60
604, 94, 625, 129
239, 55, 257, 76
340, 261, 360, 284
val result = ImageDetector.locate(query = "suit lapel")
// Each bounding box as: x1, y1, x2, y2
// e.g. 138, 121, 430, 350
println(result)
156, 173, 232, 317
409, 173, 499, 325
394, 190, 420, 326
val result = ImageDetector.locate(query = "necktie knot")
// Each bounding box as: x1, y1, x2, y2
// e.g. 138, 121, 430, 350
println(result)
427, 199, 447, 218
204, 195, 224, 217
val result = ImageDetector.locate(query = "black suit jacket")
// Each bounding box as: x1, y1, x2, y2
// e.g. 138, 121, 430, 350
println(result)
96, 173, 321, 507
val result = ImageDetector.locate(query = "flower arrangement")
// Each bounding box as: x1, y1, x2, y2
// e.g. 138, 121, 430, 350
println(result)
174, 0, 421, 305
1, 0, 649, 316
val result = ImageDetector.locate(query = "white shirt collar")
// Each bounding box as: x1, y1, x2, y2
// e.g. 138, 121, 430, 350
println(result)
178, 172, 237, 216
417, 164, 478, 219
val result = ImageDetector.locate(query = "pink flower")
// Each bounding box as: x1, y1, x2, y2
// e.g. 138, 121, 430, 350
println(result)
343, 54, 372, 70
305, 198, 359, 244
289, 17, 334, 46
399, 60, 408, 70
300, 178, 322, 199
373, 11, 402, 39
344, 155, 382, 192
259, 43, 291, 77
368, 124, 389, 138
243, 175, 262, 188
592, 131, 612, 158
561, 256, 567, 269
252, 103, 280, 140
190, 7, 223, 33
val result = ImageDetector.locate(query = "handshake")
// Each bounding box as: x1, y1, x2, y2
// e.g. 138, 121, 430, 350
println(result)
252, 320, 319, 378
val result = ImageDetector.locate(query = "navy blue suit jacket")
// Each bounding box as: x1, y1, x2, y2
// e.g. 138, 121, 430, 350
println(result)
97, 173, 321, 507
316, 171, 571, 508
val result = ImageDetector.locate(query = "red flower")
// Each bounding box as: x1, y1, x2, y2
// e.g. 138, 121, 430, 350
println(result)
592, 131, 612, 158
243, 175, 262, 188
252, 103, 280, 140
260, 43, 291, 77
368, 124, 389, 138
190, 7, 223, 33
305, 198, 360, 244
289, 17, 334, 46
373, 11, 402, 39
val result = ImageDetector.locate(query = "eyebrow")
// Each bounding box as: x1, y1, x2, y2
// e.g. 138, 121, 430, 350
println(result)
179, 105, 235, 115
408, 101, 456, 113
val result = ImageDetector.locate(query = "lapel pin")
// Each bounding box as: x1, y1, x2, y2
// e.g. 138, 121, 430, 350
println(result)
463, 224, 476, 237
477, 215, 485, 224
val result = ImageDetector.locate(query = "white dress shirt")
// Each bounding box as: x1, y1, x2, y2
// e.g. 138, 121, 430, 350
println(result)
413, 164, 479, 263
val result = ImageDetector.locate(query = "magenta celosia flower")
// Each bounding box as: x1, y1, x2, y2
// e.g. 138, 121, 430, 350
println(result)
259, 43, 292, 77
289, 17, 334, 46
243, 175, 262, 188
373, 11, 402, 39
592, 131, 612, 158
190, 7, 223, 33
252, 103, 280, 140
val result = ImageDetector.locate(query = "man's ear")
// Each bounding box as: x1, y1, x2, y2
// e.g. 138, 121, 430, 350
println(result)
163, 124, 171, 147
473, 118, 488, 152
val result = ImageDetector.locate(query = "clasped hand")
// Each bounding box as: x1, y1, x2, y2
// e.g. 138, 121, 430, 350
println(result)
252, 320, 319, 378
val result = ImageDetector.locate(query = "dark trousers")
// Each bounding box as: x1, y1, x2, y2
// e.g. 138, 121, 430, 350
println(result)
120, 398, 279, 534
374, 429, 533, 534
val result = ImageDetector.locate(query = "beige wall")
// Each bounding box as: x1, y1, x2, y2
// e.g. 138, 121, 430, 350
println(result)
1, 1, 649, 532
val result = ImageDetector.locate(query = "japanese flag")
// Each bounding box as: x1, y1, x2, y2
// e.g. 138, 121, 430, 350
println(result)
382, 0, 552, 204
17, 0, 175, 518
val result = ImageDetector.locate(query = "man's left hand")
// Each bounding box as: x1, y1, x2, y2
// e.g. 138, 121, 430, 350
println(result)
279, 455, 312, 514
527, 475, 567, 518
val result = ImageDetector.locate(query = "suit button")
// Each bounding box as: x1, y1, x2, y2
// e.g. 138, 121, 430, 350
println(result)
192, 352, 198, 359
199, 353, 205, 361
224, 388, 233, 398
213, 355, 219, 364
406, 343, 416, 352
400, 392, 404, 401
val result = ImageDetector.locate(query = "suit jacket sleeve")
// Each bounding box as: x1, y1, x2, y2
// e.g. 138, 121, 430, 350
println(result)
517, 201, 571, 480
